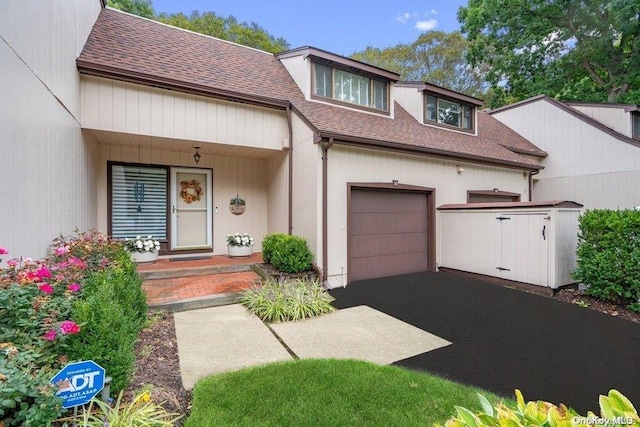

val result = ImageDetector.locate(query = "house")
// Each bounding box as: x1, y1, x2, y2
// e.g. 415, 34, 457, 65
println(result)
490, 96, 640, 210
1, 1, 548, 288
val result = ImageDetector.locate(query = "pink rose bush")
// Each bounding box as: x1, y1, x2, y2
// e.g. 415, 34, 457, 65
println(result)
1, 230, 148, 426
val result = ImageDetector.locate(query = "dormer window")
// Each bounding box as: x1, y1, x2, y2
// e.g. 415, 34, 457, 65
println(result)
313, 62, 389, 112
633, 112, 640, 140
425, 94, 474, 131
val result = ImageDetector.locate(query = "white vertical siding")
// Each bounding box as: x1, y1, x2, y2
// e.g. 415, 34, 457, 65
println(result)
290, 114, 322, 265
393, 86, 424, 123
278, 55, 311, 99
266, 152, 289, 235
82, 76, 289, 150
493, 99, 640, 209
324, 144, 527, 287
97, 146, 270, 254
570, 105, 632, 137
0, 1, 101, 262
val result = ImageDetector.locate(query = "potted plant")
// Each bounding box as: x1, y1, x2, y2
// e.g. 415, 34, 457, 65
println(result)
227, 233, 254, 257
124, 235, 161, 264
229, 196, 246, 215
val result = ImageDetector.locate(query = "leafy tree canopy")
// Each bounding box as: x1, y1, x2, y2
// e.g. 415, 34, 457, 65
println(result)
107, 0, 154, 19
156, 11, 289, 53
107, 0, 289, 53
459, 0, 640, 106
352, 31, 488, 99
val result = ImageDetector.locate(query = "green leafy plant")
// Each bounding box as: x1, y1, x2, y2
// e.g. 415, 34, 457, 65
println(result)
574, 300, 590, 308
59, 390, 182, 426
240, 278, 335, 323
268, 234, 313, 274
572, 209, 640, 312
67, 249, 147, 392
261, 233, 287, 264
439, 389, 639, 427
229, 196, 245, 206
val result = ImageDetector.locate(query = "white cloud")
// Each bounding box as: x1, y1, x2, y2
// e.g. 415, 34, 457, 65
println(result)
415, 19, 438, 31
430, 9, 438, 15
396, 12, 411, 23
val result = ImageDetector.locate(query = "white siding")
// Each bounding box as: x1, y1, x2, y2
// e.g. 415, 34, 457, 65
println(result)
81, 76, 289, 150
324, 145, 528, 288
278, 55, 310, 99
570, 105, 632, 137
266, 151, 289, 235
393, 85, 424, 123
290, 114, 322, 266
97, 145, 271, 254
493, 99, 640, 209
0, 1, 101, 262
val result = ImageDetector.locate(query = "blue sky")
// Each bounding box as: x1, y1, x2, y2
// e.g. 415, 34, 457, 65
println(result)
151, 0, 469, 55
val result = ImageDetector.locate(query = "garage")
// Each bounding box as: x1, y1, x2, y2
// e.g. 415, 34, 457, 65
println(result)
348, 186, 435, 282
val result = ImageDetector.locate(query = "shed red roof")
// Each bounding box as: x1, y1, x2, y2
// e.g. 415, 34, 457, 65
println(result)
77, 8, 544, 169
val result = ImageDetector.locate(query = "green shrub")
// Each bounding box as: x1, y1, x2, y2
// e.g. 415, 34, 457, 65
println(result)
67, 248, 147, 392
269, 235, 313, 274
572, 209, 640, 312
261, 233, 287, 264
240, 278, 335, 323
440, 389, 639, 427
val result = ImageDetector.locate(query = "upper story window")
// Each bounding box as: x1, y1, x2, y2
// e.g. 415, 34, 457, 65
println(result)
313, 62, 389, 112
633, 112, 640, 140
425, 94, 474, 131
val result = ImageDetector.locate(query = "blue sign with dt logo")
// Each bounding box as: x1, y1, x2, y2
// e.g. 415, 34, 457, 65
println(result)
50, 360, 106, 408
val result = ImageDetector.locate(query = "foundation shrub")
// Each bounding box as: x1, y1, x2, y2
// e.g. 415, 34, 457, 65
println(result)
67, 249, 147, 392
269, 235, 313, 274
260, 233, 287, 264
572, 209, 640, 312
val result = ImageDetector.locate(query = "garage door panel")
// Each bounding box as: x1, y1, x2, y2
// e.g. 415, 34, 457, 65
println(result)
351, 212, 426, 235
351, 233, 426, 258
349, 189, 430, 282
350, 252, 427, 281
351, 191, 426, 213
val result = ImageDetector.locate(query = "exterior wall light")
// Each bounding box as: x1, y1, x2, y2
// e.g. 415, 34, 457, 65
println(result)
193, 146, 201, 164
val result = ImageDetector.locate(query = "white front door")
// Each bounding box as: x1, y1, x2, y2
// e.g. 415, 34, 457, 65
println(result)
170, 168, 213, 250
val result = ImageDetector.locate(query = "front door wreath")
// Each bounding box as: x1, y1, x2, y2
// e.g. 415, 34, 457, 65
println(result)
180, 180, 203, 204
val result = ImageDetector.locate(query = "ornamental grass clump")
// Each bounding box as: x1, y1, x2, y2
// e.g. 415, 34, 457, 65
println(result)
240, 277, 335, 323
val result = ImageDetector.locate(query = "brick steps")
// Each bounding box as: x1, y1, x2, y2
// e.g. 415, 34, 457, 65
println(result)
138, 253, 264, 312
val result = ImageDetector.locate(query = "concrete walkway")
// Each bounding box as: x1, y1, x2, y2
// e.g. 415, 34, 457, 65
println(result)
174, 304, 451, 389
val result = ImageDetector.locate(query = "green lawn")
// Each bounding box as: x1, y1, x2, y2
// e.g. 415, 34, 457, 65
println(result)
185, 359, 509, 426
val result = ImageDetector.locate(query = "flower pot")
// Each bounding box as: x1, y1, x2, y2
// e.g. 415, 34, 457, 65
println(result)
130, 251, 159, 264
228, 244, 253, 258
229, 203, 246, 215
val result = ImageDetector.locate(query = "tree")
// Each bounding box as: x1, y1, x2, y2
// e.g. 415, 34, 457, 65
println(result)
459, 0, 640, 105
107, 0, 154, 19
156, 11, 290, 54
352, 31, 488, 98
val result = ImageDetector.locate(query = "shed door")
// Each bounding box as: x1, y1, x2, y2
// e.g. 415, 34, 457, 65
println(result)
349, 189, 428, 281
497, 213, 549, 286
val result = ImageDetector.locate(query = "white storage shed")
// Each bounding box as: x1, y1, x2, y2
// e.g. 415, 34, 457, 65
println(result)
438, 201, 583, 289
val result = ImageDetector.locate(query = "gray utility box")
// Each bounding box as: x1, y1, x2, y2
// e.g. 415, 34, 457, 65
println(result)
438, 201, 583, 289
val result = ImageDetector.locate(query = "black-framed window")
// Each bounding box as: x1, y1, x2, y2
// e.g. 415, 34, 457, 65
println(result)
312, 62, 388, 112
633, 112, 640, 140
425, 93, 474, 131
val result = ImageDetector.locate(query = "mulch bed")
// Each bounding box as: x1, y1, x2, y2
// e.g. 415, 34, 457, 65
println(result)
126, 280, 638, 423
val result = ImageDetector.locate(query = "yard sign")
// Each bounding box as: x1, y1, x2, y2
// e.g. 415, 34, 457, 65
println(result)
50, 360, 106, 408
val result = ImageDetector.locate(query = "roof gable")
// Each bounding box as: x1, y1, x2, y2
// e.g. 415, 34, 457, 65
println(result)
77, 8, 543, 170
490, 95, 640, 148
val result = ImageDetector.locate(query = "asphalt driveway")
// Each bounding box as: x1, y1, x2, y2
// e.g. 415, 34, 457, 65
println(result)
330, 271, 640, 414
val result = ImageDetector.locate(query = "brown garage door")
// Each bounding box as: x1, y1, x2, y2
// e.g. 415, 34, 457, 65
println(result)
350, 189, 428, 281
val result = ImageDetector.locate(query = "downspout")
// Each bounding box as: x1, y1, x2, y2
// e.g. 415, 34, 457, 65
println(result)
320, 137, 334, 284
528, 170, 540, 201
286, 104, 293, 235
